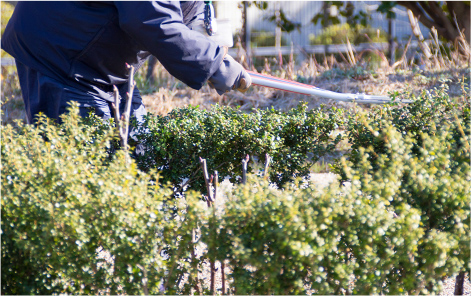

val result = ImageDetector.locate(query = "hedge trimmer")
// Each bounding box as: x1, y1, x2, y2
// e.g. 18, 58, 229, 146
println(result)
247, 70, 413, 104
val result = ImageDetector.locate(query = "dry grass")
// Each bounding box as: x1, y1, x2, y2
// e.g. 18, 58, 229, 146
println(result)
1, 65, 26, 125
141, 61, 469, 118
141, 41, 469, 117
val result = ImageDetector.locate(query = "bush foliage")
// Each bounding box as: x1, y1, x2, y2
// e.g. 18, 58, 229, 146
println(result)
196, 113, 469, 294
2, 83, 469, 294
135, 103, 344, 193
334, 82, 469, 179
2, 108, 180, 294
310, 23, 387, 46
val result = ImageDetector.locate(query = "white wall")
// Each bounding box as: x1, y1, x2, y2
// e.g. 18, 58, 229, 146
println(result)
214, 1, 243, 34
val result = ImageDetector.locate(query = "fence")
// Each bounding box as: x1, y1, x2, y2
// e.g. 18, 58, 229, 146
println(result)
217, 1, 429, 47
218, 1, 429, 62
227, 40, 423, 59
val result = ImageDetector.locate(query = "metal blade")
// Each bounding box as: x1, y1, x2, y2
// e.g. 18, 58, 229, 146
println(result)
247, 71, 412, 104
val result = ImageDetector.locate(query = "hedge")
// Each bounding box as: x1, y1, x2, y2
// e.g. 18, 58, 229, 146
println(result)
2, 85, 469, 294
135, 103, 344, 193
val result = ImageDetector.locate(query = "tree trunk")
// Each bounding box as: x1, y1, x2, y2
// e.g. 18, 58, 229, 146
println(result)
322, 1, 330, 55
447, 1, 470, 43
388, 17, 396, 65
398, 2, 470, 43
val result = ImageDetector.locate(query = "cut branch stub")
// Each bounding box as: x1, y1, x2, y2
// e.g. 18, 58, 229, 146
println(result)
199, 157, 213, 206
112, 85, 120, 124
113, 64, 135, 151
242, 154, 250, 184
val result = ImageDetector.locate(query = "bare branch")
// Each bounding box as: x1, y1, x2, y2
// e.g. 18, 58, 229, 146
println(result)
407, 9, 433, 59
213, 170, 218, 201
112, 65, 136, 151
112, 85, 120, 125
221, 261, 226, 295
400, 1, 466, 42
427, 2, 458, 40
210, 260, 215, 294
136, 264, 149, 295
121, 64, 135, 149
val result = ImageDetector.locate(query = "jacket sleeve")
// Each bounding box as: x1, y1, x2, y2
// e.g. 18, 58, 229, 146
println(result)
114, 1, 224, 90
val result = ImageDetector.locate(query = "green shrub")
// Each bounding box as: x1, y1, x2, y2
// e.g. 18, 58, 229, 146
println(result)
196, 119, 468, 294
1, 106, 182, 294
338, 121, 469, 294
330, 84, 470, 293
310, 23, 387, 46
202, 179, 424, 294
250, 30, 288, 47
136, 103, 344, 194
334, 82, 469, 182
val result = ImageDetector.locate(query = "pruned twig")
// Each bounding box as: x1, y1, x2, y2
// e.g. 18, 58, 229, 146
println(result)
190, 229, 201, 294
123, 64, 136, 148
242, 154, 249, 184
213, 170, 218, 201
210, 259, 215, 294
112, 85, 120, 127
180, 161, 229, 194
264, 153, 271, 179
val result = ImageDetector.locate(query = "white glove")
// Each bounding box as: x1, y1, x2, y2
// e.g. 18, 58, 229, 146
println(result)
208, 55, 251, 95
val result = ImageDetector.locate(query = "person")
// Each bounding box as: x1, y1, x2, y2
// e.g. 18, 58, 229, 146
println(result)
1, 1, 251, 125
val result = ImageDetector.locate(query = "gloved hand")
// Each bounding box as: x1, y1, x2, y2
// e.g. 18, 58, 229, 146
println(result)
208, 55, 251, 95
